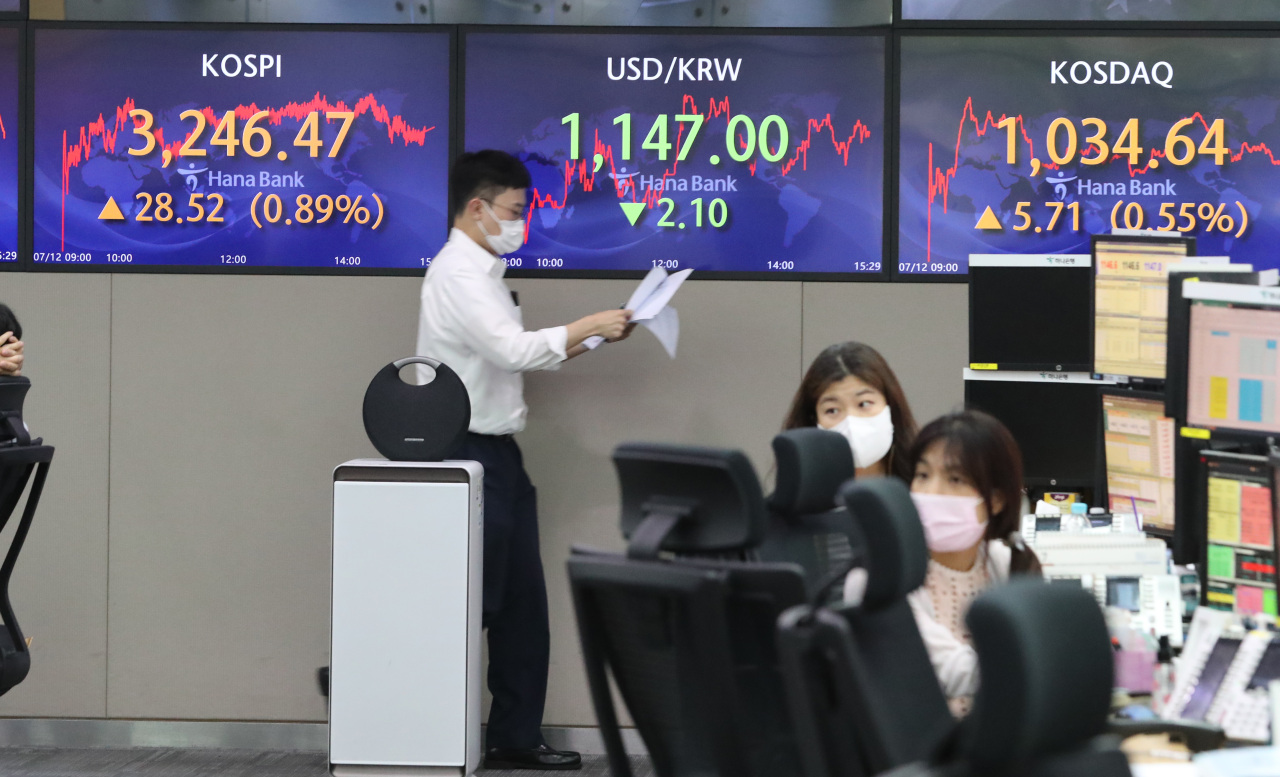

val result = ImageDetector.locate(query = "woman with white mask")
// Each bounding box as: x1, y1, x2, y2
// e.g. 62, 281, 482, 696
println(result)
782, 341, 918, 482
903, 411, 1042, 718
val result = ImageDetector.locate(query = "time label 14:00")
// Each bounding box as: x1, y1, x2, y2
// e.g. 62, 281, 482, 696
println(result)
561, 112, 792, 164
125, 108, 356, 165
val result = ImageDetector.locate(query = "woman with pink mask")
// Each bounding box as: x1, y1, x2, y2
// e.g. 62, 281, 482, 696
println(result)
905, 410, 1042, 717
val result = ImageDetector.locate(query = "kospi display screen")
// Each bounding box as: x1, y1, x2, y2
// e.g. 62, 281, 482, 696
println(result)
465, 31, 886, 277
32, 26, 452, 271
898, 35, 1280, 276
0, 26, 17, 267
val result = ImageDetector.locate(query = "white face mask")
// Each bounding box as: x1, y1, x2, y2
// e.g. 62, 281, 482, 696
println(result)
828, 406, 895, 469
477, 200, 525, 256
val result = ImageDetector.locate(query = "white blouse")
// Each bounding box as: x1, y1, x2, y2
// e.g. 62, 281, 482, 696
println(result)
906, 540, 1011, 717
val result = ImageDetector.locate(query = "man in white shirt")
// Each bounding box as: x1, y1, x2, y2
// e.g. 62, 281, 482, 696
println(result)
417, 151, 630, 771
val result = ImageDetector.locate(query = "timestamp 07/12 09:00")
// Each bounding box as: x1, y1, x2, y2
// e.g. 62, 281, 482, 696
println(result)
31, 252, 365, 266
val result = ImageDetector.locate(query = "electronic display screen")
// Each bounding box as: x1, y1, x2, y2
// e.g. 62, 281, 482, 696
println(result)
1092, 238, 1193, 381
1187, 303, 1280, 434
968, 254, 1091, 370
1102, 392, 1176, 532
1106, 577, 1141, 612
898, 35, 1280, 276
963, 378, 1099, 485
902, 0, 1280, 22
32, 27, 452, 270
464, 31, 886, 277
0, 25, 18, 266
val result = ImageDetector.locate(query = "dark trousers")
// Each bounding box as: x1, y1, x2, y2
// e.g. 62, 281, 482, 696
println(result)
456, 433, 550, 750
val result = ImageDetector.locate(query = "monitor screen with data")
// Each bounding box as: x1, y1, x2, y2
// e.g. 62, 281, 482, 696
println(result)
32, 26, 452, 271
464, 30, 887, 277
1103, 392, 1176, 532
1092, 237, 1194, 381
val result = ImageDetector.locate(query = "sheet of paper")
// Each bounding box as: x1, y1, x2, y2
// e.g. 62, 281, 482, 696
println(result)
640, 306, 679, 358
580, 266, 691, 355
632, 268, 692, 321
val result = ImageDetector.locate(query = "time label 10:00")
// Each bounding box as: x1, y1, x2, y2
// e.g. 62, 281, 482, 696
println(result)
561, 112, 792, 164
994, 115, 1237, 172
125, 108, 356, 165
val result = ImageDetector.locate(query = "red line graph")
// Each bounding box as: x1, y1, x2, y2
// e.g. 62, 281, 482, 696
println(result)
58, 93, 434, 249
526, 95, 872, 238
923, 98, 1280, 264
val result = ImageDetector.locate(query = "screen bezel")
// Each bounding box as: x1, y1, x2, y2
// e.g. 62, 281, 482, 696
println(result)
963, 375, 1103, 491
1088, 232, 1196, 387
966, 257, 1092, 371
892, 0, 1280, 30
25, 20, 458, 277
461, 24, 895, 282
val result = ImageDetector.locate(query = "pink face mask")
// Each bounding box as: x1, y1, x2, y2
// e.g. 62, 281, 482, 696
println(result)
911, 492, 987, 553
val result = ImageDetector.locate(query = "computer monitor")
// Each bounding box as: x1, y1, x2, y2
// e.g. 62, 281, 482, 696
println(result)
964, 375, 1101, 491
1101, 390, 1176, 533
1185, 285, 1280, 437
1165, 270, 1262, 422
1200, 451, 1276, 618
969, 254, 1092, 371
1091, 234, 1196, 383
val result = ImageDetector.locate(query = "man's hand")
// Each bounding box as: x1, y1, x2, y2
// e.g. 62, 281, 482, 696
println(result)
0, 333, 22, 377
588, 309, 632, 341
606, 322, 638, 343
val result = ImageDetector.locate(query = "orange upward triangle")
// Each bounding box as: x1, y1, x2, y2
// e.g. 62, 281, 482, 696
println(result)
98, 197, 125, 221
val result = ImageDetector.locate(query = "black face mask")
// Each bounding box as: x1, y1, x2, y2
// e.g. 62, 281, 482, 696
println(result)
362, 357, 471, 462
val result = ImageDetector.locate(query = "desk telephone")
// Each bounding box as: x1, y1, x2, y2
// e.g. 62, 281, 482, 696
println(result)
1165, 608, 1280, 742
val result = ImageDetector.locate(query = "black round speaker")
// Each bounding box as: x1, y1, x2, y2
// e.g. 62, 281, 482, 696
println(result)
362, 357, 471, 461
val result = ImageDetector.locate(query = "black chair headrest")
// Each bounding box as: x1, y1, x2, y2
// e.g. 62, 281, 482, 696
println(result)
614, 442, 767, 557
768, 428, 854, 516
965, 579, 1112, 771
839, 478, 928, 610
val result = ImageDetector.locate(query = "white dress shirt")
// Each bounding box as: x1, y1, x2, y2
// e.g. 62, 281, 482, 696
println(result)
416, 228, 568, 435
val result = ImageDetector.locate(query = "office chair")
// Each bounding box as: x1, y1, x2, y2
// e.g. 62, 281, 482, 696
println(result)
776, 477, 956, 777
568, 442, 809, 777
0, 377, 53, 696
758, 428, 859, 601
878, 579, 1128, 777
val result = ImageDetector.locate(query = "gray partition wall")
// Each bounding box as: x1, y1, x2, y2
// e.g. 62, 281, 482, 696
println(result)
0, 274, 964, 725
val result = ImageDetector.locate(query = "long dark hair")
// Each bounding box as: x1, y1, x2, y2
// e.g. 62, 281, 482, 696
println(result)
909, 411, 1042, 576
783, 342, 917, 482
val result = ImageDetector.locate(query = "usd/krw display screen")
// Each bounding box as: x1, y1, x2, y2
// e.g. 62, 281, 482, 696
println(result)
465, 31, 885, 276
33, 27, 451, 270
899, 36, 1280, 276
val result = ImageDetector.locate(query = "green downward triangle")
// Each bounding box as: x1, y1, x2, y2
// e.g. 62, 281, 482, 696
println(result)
619, 202, 647, 227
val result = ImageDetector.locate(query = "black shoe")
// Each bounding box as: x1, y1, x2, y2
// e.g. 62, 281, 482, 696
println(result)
484, 744, 582, 771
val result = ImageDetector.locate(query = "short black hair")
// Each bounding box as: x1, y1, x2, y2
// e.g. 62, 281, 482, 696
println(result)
0, 303, 19, 341
449, 150, 531, 219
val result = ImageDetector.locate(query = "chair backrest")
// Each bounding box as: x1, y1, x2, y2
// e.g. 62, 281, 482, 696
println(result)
777, 604, 887, 777
570, 441, 810, 777
568, 551, 807, 777
836, 478, 955, 767
759, 429, 858, 600
963, 579, 1124, 777
0, 443, 54, 696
